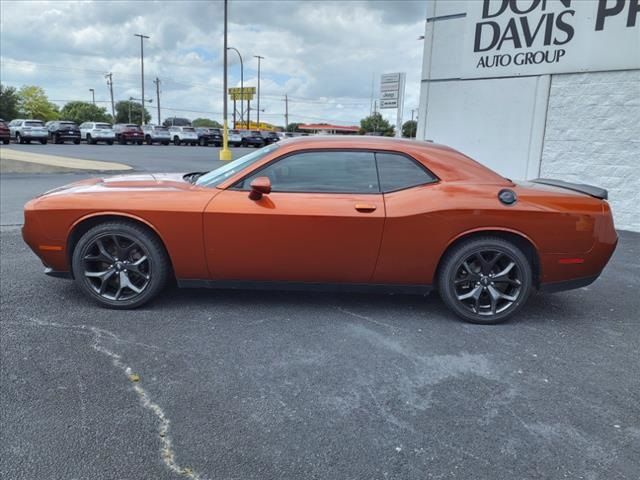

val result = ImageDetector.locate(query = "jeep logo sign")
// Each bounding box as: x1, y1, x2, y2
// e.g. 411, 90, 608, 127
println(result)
463, 0, 640, 78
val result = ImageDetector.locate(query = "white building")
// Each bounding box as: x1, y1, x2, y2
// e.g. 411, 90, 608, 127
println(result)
417, 0, 640, 231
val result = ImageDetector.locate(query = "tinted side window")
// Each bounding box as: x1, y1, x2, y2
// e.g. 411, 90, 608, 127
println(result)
242, 151, 379, 194
376, 153, 437, 192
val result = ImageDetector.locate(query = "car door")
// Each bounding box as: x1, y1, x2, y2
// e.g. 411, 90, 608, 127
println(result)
203, 150, 385, 283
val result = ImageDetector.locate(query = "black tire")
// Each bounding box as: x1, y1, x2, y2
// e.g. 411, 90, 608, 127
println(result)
40, 139, 48, 145
25, 139, 31, 144
162, 141, 169, 146
2, 139, 9, 145
136, 140, 143, 146
437, 236, 532, 324
73, 139, 81, 145
118, 135, 126, 145
55, 134, 61, 144
107, 140, 114, 145
87, 134, 96, 145
16, 133, 23, 144
71, 221, 170, 309
173, 136, 181, 146
146, 135, 152, 145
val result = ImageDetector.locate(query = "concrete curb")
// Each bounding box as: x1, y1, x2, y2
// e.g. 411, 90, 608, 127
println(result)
0, 147, 133, 171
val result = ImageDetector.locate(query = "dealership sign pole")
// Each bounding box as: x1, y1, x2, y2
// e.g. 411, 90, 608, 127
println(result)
379, 72, 406, 138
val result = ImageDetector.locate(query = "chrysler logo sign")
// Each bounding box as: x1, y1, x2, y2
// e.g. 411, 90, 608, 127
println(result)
462, 0, 639, 78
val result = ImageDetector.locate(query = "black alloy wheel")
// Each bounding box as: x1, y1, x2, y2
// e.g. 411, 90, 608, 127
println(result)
72, 222, 170, 309
438, 237, 532, 324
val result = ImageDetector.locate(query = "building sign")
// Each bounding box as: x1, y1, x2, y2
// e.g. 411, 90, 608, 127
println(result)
379, 72, 406, 137
228, 87, 256, 101
462, 0, 640, 78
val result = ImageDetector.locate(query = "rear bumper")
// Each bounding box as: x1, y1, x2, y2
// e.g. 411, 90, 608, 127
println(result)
539, 274, 600, 293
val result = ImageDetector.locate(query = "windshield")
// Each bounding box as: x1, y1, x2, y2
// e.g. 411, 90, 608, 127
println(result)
196, 143, 280, 188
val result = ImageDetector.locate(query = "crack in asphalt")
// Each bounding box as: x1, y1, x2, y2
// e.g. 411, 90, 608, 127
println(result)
5, 317, 205, 480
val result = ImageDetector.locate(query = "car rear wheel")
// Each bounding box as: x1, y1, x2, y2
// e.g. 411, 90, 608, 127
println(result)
72, 222, 170, 309
107, 140, 114, 145
40, 139, 47, 145
173, 136, 181, 146
73, 139, 81, 145
2, 139, 9, 145
437, 237, 532, 324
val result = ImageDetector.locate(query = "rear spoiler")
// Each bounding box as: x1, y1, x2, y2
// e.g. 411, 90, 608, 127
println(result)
532, 178, 608, 200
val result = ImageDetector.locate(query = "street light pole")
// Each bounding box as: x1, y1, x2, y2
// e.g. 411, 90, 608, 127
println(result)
227, 47, 243, 126
89, 88, 95, 106
254, 55, 264, 127
134, 33, 150, 125
219, 0, 232, 161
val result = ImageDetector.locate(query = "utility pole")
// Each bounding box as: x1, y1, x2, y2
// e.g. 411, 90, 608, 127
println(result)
227, 47, 243, 127
105, 73, 115, 120
411, 109, 416, 139
153, 77, 161, 125
134, 33, 150, 125
219, 0, 232, 161
254, 55, 264, 127
89, 88, 95, 105
284, 94, 289, 130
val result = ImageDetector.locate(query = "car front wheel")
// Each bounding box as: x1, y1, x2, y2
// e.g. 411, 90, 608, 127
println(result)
173, 136, 181, 146
437, 237, 532, 324
72, 222, 170, 309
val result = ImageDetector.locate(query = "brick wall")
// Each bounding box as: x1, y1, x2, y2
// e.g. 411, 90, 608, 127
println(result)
540, 70, 640, 232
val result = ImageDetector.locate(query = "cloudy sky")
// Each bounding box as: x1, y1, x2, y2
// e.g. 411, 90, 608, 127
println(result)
0, 0, 427, 127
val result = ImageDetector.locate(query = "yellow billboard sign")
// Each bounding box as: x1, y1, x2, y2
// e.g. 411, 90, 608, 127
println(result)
228, 87, 256, 101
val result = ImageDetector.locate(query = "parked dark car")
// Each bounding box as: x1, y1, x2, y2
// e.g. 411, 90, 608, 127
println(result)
261, 130, 280, 145
0, 119, 10, 144
240, 130, 266, 148
113, 124, 144, 145
195, 127, 222, 147
162, 117, 191, 127
48, 121, 81, 144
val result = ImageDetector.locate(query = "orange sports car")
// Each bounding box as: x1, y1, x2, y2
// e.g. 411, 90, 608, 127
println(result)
22, 136, 617, 324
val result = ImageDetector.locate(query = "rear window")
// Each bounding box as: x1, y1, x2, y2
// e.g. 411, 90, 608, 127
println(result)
154, 126, 168, 132
60, 122, 76, 126
375, 152, 438, 192
96, 123, 112, 129
25, 121, 44, 127
183, 127, 195, 132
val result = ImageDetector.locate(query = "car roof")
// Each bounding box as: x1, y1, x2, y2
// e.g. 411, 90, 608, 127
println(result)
271, 135, 508, 184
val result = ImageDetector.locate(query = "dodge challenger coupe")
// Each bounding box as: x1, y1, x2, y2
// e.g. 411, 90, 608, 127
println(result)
22, 136, 617, 324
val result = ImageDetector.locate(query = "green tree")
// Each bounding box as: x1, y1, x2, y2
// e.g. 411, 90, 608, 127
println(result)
0, 84, 20, 120
60, 101, 112, 124
402, 120, 417, 138
114, 100, 151, 124
359, 112, 394, 136
192, 118, 222, 128
17, 85, 59, 121
285, 122, 302, 132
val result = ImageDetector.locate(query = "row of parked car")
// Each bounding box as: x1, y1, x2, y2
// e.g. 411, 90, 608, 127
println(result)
0, 119, 283, 148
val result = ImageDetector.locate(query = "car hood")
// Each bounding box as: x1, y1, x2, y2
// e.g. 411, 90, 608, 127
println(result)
39, 173, 195, 197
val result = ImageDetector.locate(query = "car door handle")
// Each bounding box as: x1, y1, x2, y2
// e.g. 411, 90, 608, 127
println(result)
355, 204, 377, 213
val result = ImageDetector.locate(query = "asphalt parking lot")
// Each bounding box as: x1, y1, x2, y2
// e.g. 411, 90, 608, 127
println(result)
1, 159, 639, 479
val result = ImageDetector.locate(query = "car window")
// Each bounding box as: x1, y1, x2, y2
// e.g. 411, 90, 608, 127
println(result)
25, 121, 44, 127
240, 151, 379, 194
196, 143, 281, 188
96, 123, 112, 129
375, 152, 437, 192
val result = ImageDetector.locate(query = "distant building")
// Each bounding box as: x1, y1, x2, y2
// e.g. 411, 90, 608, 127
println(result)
298, 124, 360, 135
417, 0, 639, 231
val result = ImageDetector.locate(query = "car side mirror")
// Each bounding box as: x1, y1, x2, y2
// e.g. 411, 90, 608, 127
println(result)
249, 177, 272, 200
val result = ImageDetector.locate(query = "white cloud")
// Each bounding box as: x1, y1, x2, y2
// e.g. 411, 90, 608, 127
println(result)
0, 0, 426, 127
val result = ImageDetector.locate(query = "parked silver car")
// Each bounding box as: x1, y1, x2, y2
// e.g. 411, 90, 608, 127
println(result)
141, 125, 171, 145
168, 126, 198, 146
7, 119, 48, 144
79, 122, 115, 145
